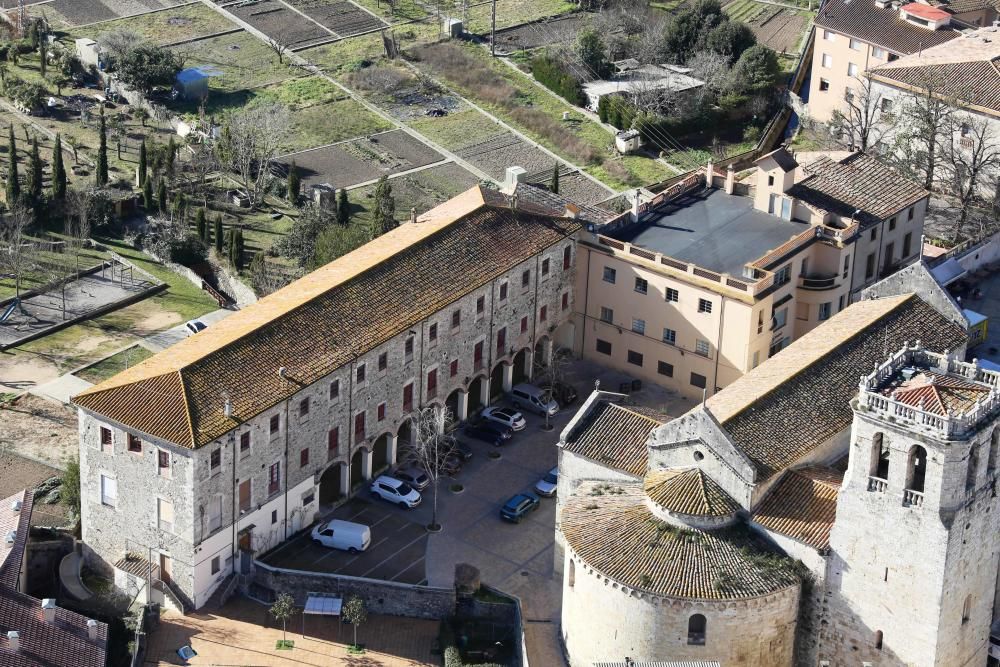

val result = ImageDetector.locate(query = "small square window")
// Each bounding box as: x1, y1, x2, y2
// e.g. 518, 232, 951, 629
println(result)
158, 450, 171, 477
847, 62, 858, 77
819, 78, 830, 92
127, 434, 142, 453
600, 307, 613, 323
823, 29, 834, 40
329, 379, 340, 400
211, 556, 220, 575
542, 258, 550, 276
520, 316, 528, 333
100, 426, 112, 450
561, 292, 569, 310
873, 46, 886, 58
378, 352, 388, 372
690, 372, 707, 389
300, 448, 309, 467
596, 339, 612, 355
631, 318, 645, 335
634, 277, 648, 294
695, 339, 710, 357
821, 53, 833, 68
627, 350, 644, 367
269, 414, 280, 435
665, 288, 679, 303
357, 363, 366, 384
849, 38, 861, 51
539, 305, 548, 322
429, 323, 438, 342
377, 402, 386, 422
603, 266, 616, 284
818, 302, 832, 321
211, 449, 221, 470
663, 328, 676, 345
299, 397, 310, 417
767, 175, 775, 186
657, 361, 674, 377
698, 299, 713, 314
271, 509, 278, 525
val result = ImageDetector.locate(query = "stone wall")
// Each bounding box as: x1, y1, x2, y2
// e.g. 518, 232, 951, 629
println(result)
861, 261, 966, 328
252, 561, 456, 620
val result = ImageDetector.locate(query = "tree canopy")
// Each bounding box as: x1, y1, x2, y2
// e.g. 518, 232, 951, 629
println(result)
113, 44, 183, 95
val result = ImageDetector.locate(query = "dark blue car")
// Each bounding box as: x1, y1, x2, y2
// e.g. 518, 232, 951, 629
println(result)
464, 423, 513, 446
500, 493, 540, 523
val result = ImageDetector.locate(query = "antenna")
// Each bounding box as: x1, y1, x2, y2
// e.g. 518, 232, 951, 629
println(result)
222, 392, 233, 419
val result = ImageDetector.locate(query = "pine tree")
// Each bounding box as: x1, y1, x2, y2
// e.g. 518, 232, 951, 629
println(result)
138, 138, 147, 187
337, 188, 350, 226
51, 134, 65, 200
214, 215, 223, 254
6, 124, 19, 206
157, 180, 167, 213
550, 162, 560, 194
142, 178, 153, 209
27, 138, 41, 202
96, 109, 108, 187
287, 161, 300, 202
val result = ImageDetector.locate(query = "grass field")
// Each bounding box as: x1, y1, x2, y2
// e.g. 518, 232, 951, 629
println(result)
76, 345, 153, 383
171, 31, 299, 94
349, 0, 430, 22
65, 3, 237, 47
464, 0, 575, 34
407, 108, 504, 150
301, 22, 440, 77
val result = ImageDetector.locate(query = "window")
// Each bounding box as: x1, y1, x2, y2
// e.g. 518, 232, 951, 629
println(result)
403, 382, 414, 412
870, 228, 877, 242
449, 359, 459, 378
657, 361, 674, 377
865, 253, 876, 280
272, 510, 278, 524
521, 269, 530, 288
767, 174, 775, 186
405, 336, 414, 358
473, 341, 484, 370
561, 292, 569, 311
211, 557, 220, 575
627, 350, 643, 367
880, 98, 892, 113
539, 305, 548, 322
157, 498, 174, 533
269, 414, 280, 435
542, 258, 550, 276
819, 78, 830, 92
687, 614, 706, 645
907, 207, 914, 221
752, 351, 760, 368
158, 450, 170, 477
300, 447, 310, 468
600, 307, 614, 323
847, 62, 858, 76
821, 53, 833, 68
906, 445, 927, 494
838, 294, 845, 312
99, 426, 112, 452
477, 295, 486, 313
378, 352, 388, 373
563, 245, 572, 270
769, 336, 790, 357
127, 434, 142, 453
695, 339, 710, 357
843, 255, 850, 279
873, 46, 886, 58
354, 412, 366, 444
210, 449, 221, 472
665, 287, 679, 302
818, 302, 832, 321
328, 427, 339, 456
519, 316, 529, 334
568, 559, 575, 588
775, 264, 791, 286
962, 595, 972, 624
100, 475, 117, 507
966, 445, 978, 493
596, 339, 612, 355
634, 277, 648, 294
903, 232, 912, 258
329, 379, 340, 400
662, 328, 676, 345
268, 462, 281, 496
208, 495, 222, 533
356, 363, 366, 384
377, 402, 386, 422
773, 308, 787, 330
849, 37, 861, 50
875, 630, 884, 650
238, 479, 251, 513
452, 309, 461, 329
496, 327, 506, 356
302, 490, 314, 506
698, 298, 713, 314
887, 53, 898, 61
300, 397, 310, 417
429, 323, 438, 343
631, 318, 645, 335
758, 310, 764, 333
602, 266, 616, 283
823, 29, 834, 40
427, 368, 438, 397
690, 373, 707, 389
238, 433, 251, 456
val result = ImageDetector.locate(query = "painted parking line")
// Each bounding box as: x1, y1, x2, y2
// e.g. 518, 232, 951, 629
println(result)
358, 532, 427, 579
389, 557, 426, 584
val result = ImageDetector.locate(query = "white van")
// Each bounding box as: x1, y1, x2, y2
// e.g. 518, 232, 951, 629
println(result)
310, 519, 371, 553
510, 383, 560, 417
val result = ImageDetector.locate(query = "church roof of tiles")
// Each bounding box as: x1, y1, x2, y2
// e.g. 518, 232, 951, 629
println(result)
644, 468, 740, 518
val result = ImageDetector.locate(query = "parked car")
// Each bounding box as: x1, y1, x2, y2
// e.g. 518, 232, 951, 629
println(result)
184, 319, 207, 335
311, 519, 371, 553
534, 468, 558, 497
464, 423, 513, 446
510, 383, 560, 417
540, 381, 578, 407
370, 475, 422, 508
454, 440, 474, 461
500, 493, 540, 523
393, 466, 430, 491
437, 450, 464, 476
481, 406, 526, 431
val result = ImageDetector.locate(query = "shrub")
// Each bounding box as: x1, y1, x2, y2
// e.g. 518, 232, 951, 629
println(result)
530, 55, 585, 107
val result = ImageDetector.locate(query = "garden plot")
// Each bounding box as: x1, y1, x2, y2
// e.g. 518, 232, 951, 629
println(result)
169, 31, 298, 94
47, 0, 190, 26
724, 0, 811, 55
491, 12, 593, 54
229, 0, 332, 49
279, 129, 445, 190
523, 163, 612, 205
284, 0, 388, 37
456, 133, 556, 182
350, 162, 481, 218
69, 3, 238, 46
464, 0, 574, 34
346, 64, 468, 123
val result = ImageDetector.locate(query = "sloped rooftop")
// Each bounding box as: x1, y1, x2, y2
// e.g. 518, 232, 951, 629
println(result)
563, 401, 666, 477
814, 0, 960, 55
644, 468, 740, 517
753, 466, 843, 551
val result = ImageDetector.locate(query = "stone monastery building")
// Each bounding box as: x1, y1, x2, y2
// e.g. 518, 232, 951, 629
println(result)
557, 262, 999, 666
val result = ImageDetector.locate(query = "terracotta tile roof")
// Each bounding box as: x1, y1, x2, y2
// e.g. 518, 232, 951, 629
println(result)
0, 491, 30, 592
900, 3, 952, 20
814, 0, 960, 54
706, 295, 968, 480
787, 153, 928, 225
563, 401, 665, 476
644, 469, 740, 517
885, 371, 990, 414
0, 588, 107, 667
74, 187, 580, 448
561, 483, 801, 600
752, 466, 843, 550
508, 182, 619, 225
756, 147, 799, 173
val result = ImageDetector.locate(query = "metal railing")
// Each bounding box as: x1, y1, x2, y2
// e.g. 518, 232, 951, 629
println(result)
800, 273, 838, 289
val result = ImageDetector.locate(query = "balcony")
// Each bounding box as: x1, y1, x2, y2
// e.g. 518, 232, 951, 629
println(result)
867, 476, 887, 492
799, 272, 838, 290
903, 488, 924, 507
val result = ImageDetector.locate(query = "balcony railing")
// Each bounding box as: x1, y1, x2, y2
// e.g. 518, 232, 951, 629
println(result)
799, 273, 838, 290
867, 476, 888, 492
903, 488, 924, 507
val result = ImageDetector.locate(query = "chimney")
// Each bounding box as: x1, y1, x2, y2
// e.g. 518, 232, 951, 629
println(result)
705, 159, 715, 187
631, 188, 641, 220
503, 166, 527, 194
409, 207, 417, 224
41, 599, 56, 624
277, 367, 287, 380
564, 203, 580, 219
11, 499, 21, 512
87, 619, 99, 642
511, 194, 518, 210
6, 631, 18, 652
724, 164, 736, 195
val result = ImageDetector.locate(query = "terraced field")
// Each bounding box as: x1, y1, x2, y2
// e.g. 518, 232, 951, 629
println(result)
285, 0, 389, 37
724, 0, 812, 55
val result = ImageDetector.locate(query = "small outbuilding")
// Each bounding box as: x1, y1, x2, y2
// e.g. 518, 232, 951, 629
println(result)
175, 68, 210, 101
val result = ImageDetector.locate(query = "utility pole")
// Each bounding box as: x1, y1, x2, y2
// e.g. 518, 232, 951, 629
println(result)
490, 0, 496, 56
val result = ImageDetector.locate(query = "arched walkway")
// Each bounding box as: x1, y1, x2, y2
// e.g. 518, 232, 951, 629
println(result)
350, 448, 365, 490
512, 348, 529, 385
319, 462, 345, 505
372, 433, 390, 475
468, 376, 486, 413
446, 388, 462, 424
490, 362, 506, 401
534, 337, 549, 373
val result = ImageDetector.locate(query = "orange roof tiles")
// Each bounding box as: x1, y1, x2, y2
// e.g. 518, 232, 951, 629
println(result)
753, 467, 843, 551
644, 469, 740, 517
563, 401, 666, 477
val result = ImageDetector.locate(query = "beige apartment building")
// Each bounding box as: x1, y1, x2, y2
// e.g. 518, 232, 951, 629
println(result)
572, 148, 928, 400
807, 0, 978, 124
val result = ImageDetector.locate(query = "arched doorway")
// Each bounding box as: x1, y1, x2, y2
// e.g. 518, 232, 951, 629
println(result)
319, 463, 344, 505
490, 363, 505, 402
397, 419, 412, 451
446, 389, 462, 424
372, 434, 389, 475
468, 376, 485, 413
350, 448, 364, 490
512, 348, 529, 385
534, 338, 549, 374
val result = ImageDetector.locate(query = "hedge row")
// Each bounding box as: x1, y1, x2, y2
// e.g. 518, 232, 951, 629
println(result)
530, 55, 586, 108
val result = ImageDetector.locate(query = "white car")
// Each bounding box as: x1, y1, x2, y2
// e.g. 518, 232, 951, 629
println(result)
311, 519, 371, 553
534, 467, 558, 497
184, 319, 207, 335
370, 475, 422, 508
482, 406, 526, 431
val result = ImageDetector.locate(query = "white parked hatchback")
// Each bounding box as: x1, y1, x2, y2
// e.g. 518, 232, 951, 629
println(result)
481, 406, 527, 431
311, 519, 371, 553
370, 475, 422, 508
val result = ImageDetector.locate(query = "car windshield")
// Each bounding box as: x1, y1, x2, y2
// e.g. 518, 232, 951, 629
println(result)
543, 473, 557, 484
396, 482, 413, 495
497, 409, 517, 418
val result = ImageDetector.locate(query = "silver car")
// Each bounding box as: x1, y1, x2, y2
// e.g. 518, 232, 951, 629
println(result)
393, 466, 430, 491
534, 467, 558, 497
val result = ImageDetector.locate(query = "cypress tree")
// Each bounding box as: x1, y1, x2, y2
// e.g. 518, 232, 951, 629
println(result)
337, 188, 350, 226
195, 208, 207, 243
166, 136, 176, 175
235, 229, 244, 270
138, 138, 147, 187
157, 179, 167, 213
6, 124, 19, 206
550, 162, 560, 195
51, 134, 65, 200
27, 138, 41, 202
96, 109, 108, 187
38, 42, 46, 78
214, 215, 223, 254
172, 191, 185, 222
142, 178, 153, 209
287, 161, 300, 202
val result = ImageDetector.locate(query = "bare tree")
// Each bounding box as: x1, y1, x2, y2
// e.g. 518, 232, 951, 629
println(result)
403, 405, 458, 532
537, 343, 571, 431
214, 103, 291, 210
944, 113, 1000, 242
267, 36, 290, 65
0, 204, 35, 299
830, 75, 893, 152
98, 28, 143, 68
888, 72, 954, 190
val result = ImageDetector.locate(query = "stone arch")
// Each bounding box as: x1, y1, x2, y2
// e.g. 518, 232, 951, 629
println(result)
906, 444, 927, 493
687, 613, 706, 645
533, 335, 551, 373
350, 448, 365, 490
989, 428, 999, 473
467, 375, 487, 413
372, 432, 392, 475
874, 629, 883, 650
490, 362, 506, 402
318, 461, 346, 505
869, 431, 889, 479
445, 388, 462, 424
512, 347, 530, 385
397, 417, 413, 449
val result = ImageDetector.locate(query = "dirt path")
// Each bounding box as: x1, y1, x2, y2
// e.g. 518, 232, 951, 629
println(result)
0, 393, 79, 469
